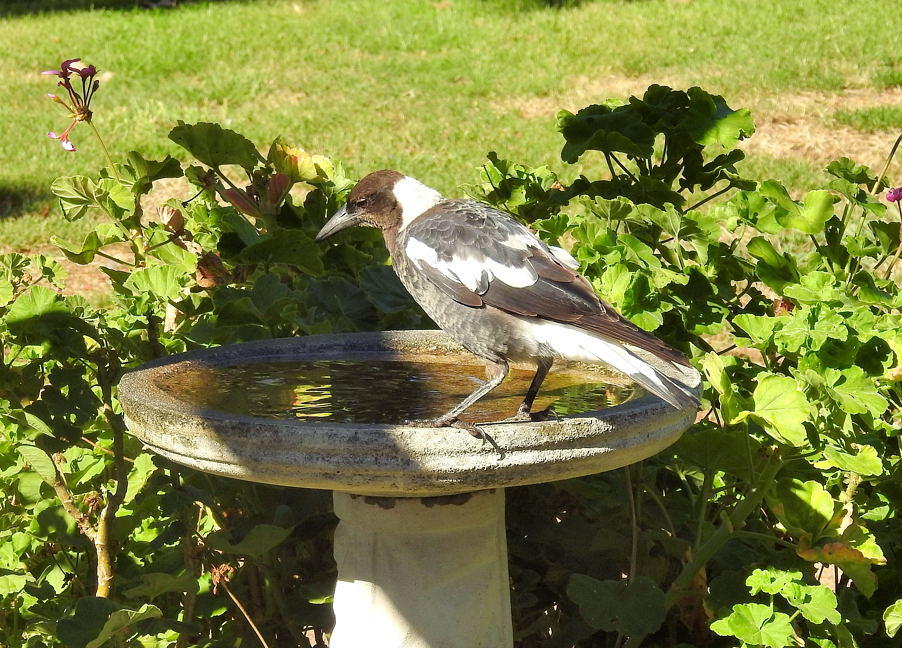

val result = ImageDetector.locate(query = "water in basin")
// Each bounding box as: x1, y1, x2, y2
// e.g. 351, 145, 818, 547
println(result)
157, 359, 637, 424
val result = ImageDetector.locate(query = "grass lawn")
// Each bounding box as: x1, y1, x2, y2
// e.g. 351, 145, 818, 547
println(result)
2, 0, 900, 252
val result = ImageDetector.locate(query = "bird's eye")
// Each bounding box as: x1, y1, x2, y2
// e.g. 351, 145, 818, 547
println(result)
354, 197, 368, 208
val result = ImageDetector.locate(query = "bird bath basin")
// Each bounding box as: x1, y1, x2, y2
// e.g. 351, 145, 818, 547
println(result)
119, 330, 700, 648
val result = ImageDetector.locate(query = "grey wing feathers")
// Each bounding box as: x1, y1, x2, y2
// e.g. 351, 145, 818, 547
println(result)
403, 200, 690, 367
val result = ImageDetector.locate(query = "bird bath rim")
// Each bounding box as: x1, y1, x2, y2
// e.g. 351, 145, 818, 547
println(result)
119, 330, 701, 497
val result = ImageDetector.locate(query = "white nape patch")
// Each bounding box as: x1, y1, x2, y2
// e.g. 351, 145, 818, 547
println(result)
405, 237, 538, 291
548, 245, 580, 269
393, 176, 443, 230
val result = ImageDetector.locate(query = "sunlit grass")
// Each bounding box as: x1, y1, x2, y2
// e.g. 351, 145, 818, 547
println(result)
2, 0, 898, 250
835, 107, 902, 133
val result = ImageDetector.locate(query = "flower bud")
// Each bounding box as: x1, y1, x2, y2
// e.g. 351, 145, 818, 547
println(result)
222, 188, 263, 219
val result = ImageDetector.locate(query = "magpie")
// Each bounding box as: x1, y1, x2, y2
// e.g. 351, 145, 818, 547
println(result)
316, 170, 698, 430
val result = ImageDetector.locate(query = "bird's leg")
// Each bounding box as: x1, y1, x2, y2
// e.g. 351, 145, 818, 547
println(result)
407, 360, 509, 427
495, 357, 555, 423
405, 360, 509, 459
518, 357, 553, 418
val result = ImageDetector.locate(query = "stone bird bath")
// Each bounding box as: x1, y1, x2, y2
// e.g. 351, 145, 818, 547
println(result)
119, 330, 700, 648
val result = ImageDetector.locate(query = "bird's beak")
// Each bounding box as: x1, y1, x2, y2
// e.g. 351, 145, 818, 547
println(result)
315, 205, 363, 241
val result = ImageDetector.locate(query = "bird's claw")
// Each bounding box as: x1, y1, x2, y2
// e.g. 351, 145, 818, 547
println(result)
496, 405, 559, 424
453, 421, 505, 461
404, 418, 505, 460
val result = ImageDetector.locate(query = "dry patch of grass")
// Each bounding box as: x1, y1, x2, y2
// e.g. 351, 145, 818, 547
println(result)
492, 72, 697, 120
496, 76, 902, 173
742, 88, 902, 170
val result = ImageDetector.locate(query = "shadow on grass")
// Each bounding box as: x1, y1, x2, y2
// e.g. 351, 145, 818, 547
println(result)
0, 185, 49, 224
0, 0, 240, 17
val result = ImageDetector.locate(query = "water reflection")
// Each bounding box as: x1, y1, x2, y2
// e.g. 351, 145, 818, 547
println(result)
158, 360, 637, 424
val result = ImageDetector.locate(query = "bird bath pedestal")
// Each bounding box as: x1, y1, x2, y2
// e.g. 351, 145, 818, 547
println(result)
119, 331, 700, 648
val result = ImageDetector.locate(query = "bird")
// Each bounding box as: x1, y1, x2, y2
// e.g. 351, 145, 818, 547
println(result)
315, 170, 698, 433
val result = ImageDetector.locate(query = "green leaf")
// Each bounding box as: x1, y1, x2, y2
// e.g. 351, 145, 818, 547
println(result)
122, 572, 198, 600
168, 121, 259, 171
782, 271, 843, 304
205, 524, 294, 559
239, 230, 324, 275
566, 574, 665, 637
783, 190, 837, 234
710, 603, 795, 648
825, 157, 876, 186
759, 182, 837, 235
675, 426, 762, 479
884, 599, 902, 638
0, 569, 29, 596
699, 352, 745, 423
123, 265, 184, 302
733, 314, 785, 346
557, 105, 656, 162
824, 367, 888, 417
123, 453, 157, 505
52, 224, 124, 265
767, 478, 835, 540
782, 583, 841, 625
122, 151, 182, 196
17, 445, 57, 485
50, 175, 94, 221
6, 285, 66, 325
820, 446, 883, 477
85, 604, 162, 648
685, 87, 755, 148
746, 236, 799, 291
745, 568, 802, 596
359, 265, 413, 313
738, 374, 810, 446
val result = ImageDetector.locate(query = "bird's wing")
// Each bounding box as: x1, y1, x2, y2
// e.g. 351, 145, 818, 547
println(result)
403, 200, 689, 367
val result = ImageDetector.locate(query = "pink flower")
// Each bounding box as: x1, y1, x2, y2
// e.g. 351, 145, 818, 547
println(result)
887, 187, 902, 203
42, 58, 82, 79
42, 58, 99, 152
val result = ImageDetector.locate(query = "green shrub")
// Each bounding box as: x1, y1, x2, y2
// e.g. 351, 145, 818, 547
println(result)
1, 82, 900, 647
1, 122, 426, 647
473, 86, 901, 647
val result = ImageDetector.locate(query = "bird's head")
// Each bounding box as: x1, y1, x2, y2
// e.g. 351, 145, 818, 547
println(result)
315, 169, 443, 241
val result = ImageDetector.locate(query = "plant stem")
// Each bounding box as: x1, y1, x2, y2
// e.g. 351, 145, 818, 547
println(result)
88, 121, 120, 181
604, 152, 618, 179
693, 471, 714, 548
881, 204, 902, 280
734, 530, 796, 549
94, 250, 134, 267
642, 486, 677, 539
50, 454, 97, 541
222, 581, 272, 648
686, 184, 731, 212
665, 451, 784, 610
872, 133, 902, 193
610, 153, 638, 182
625, 467, 639, 582
94, 364, 129, 598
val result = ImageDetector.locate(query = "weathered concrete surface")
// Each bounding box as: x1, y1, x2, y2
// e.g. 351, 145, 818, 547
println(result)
119, 330, 701, 497
331, 489, 511, 648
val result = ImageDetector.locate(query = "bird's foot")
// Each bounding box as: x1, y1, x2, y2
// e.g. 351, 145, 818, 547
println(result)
404, 417, 505, 460
453, 421, 505, 461
496, 405, 559, 424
